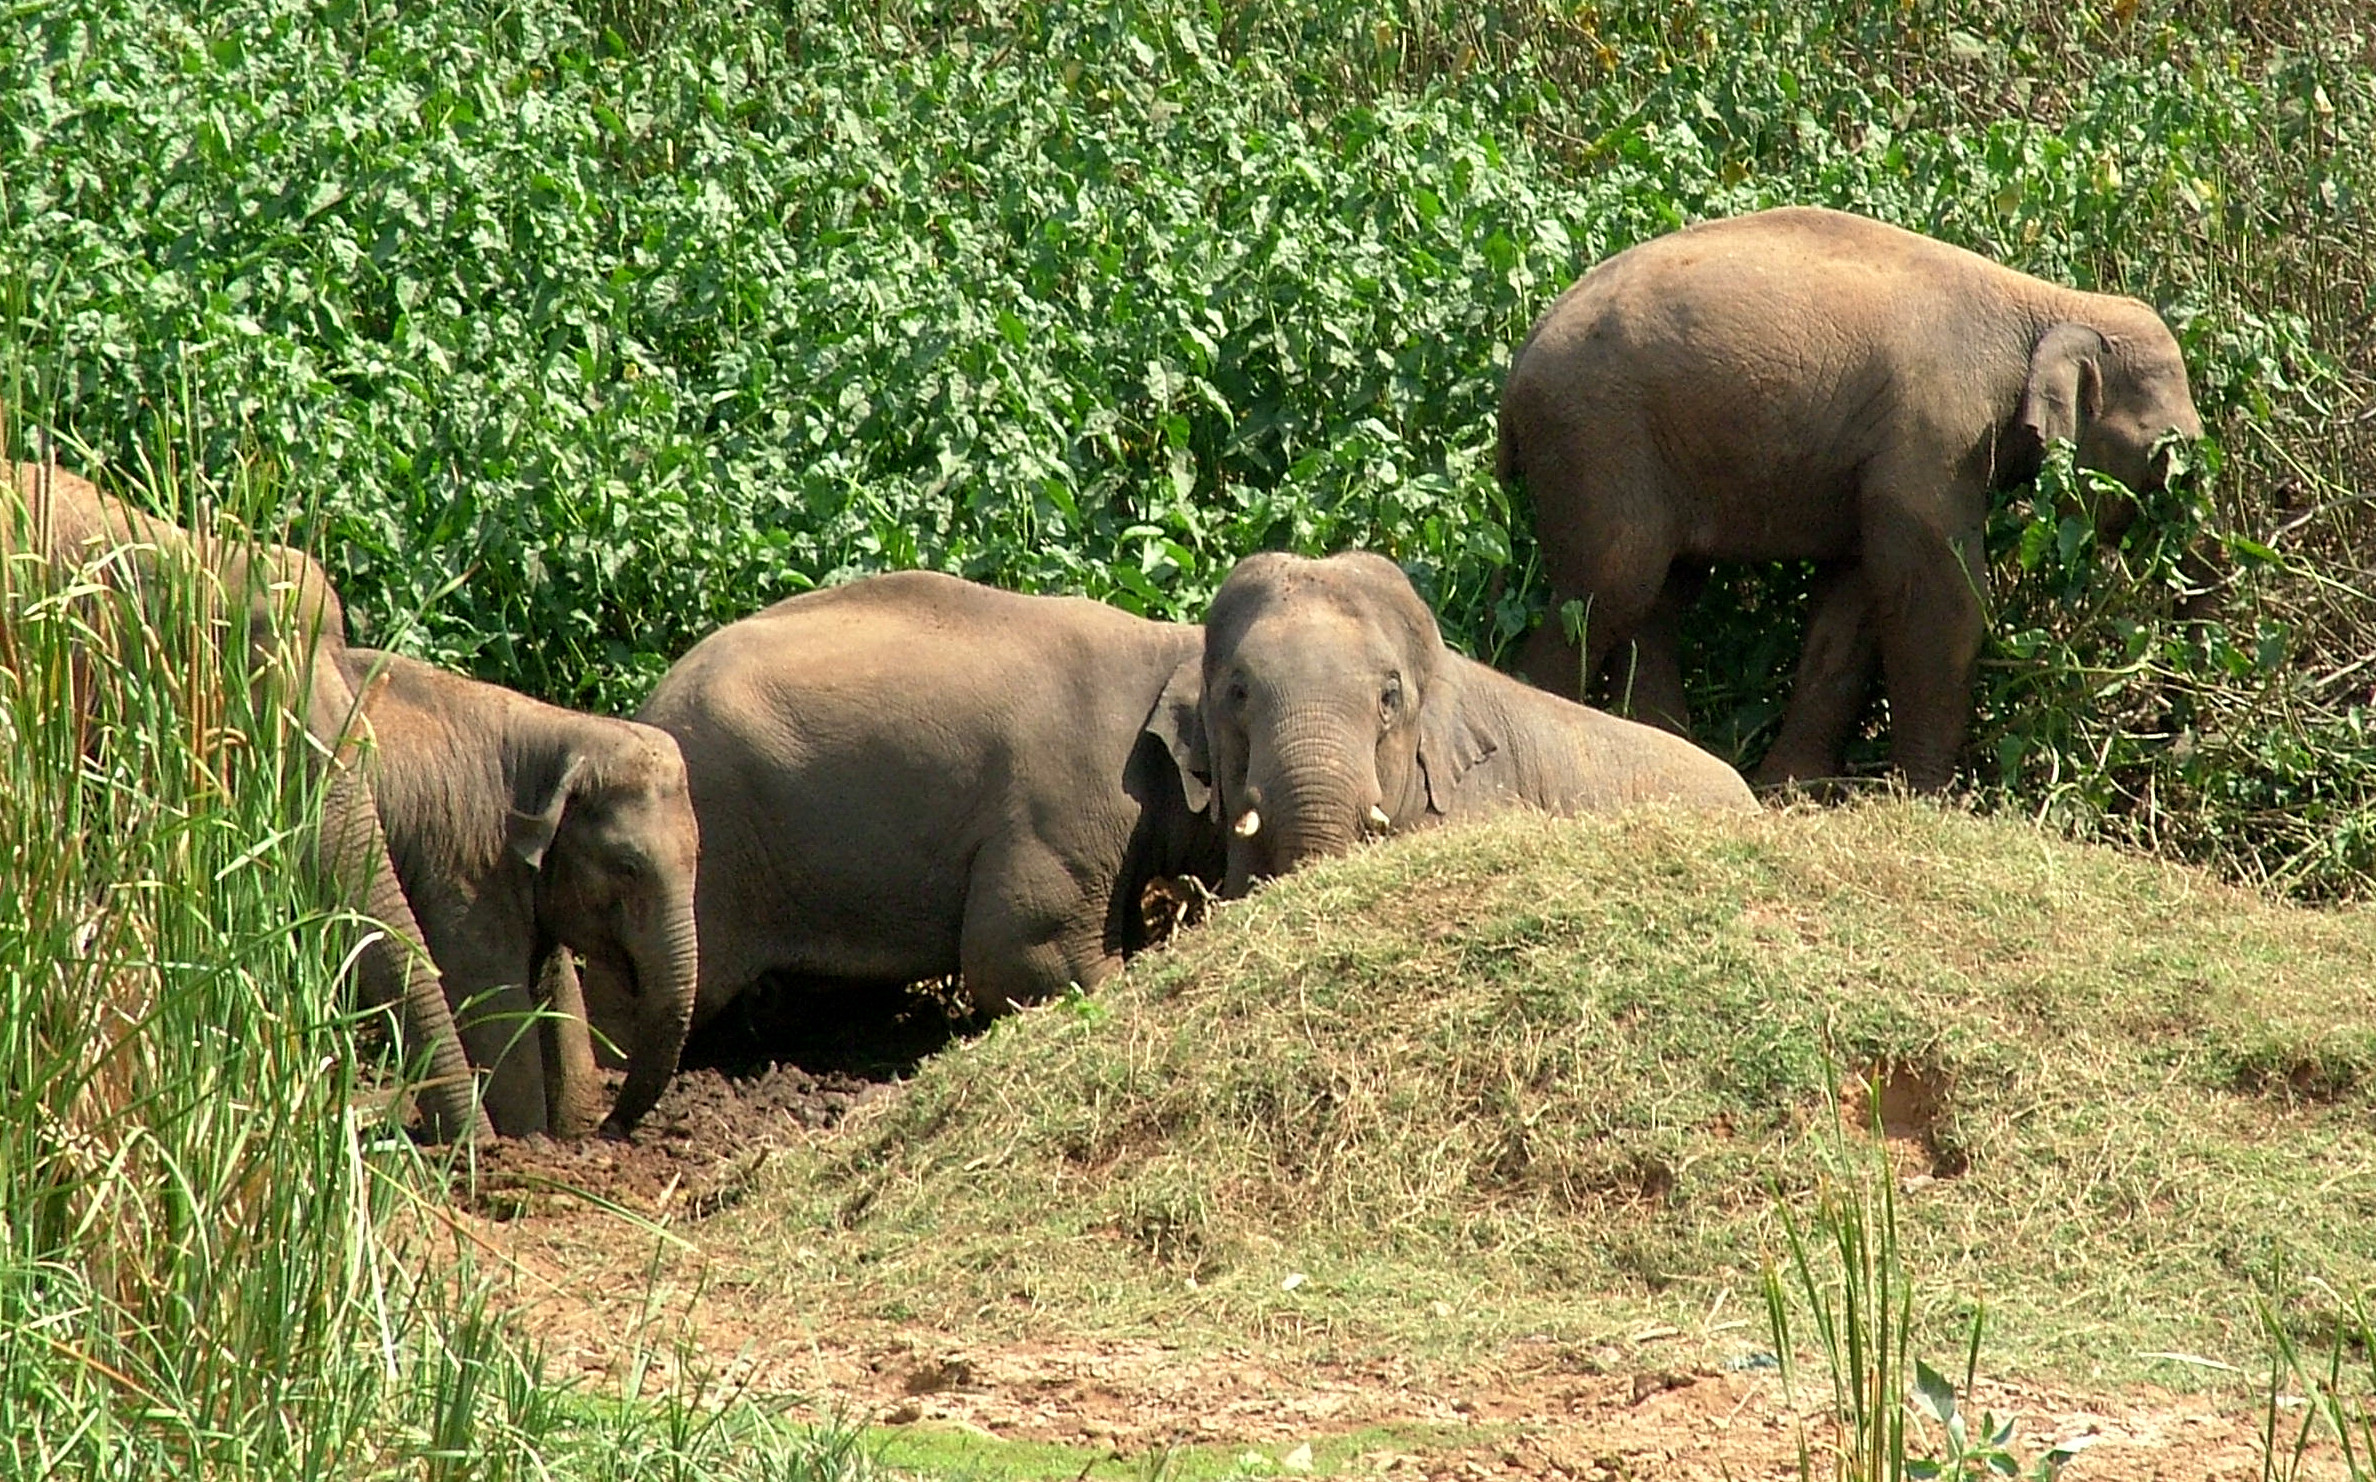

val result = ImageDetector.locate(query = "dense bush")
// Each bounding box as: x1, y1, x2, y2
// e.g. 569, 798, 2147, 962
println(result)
4, 0, 2371, 887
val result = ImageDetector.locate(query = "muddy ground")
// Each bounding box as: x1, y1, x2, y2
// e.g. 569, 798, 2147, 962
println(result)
456, 975, 954, 1216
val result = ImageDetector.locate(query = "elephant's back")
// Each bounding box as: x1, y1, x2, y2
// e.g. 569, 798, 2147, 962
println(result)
640, 569, 1197, 853
1576, 208, 2018, 316
1459, 661, 1757, 815
1514, 208, 2031, 383
646, 571, 1186, 740
4, 459, 180, 565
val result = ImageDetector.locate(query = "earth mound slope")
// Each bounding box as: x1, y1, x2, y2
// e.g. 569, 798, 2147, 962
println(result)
790, 802, 2376, 1378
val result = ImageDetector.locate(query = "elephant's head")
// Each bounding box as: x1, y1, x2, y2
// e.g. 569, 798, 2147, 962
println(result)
508, 722, 700, 1137
2014, 309, 2204, 529
1172, 551, 1496, 895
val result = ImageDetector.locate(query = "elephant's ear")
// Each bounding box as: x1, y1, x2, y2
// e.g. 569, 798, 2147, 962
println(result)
1416, 661, 1497, 815
508, 753, 593, 870
2017, 323, 2108, 451
1143, 654, 1213, 817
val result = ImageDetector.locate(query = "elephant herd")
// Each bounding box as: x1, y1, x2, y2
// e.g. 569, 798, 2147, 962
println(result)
5, 206, 2202, 1143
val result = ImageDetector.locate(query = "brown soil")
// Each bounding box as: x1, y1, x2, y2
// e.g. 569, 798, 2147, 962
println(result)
451, 975, 959, 1216
457, 1062, 888, 1218
451, 1050, 2316, 1482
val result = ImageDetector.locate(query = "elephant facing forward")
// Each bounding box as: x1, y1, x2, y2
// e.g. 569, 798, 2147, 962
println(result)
346, 649, 699, 1138
1191, 551, 1756, 893
636, 560, 1748, 1036
1499, 206, 2203, 791
3, 455, 490, 1142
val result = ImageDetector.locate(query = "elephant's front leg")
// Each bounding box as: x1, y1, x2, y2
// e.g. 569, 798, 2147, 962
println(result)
536, 948, 608, 1138
1862, 495, 1989, 793
1755, 562, 1879, 792
958, 836, 1121, 1018
447, 949, 550, 1137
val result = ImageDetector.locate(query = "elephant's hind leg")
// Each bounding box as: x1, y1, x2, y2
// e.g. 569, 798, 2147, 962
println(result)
1607, 567, 1698, 734
1514, 439, 1678, 706
1755, 562, 1879, 791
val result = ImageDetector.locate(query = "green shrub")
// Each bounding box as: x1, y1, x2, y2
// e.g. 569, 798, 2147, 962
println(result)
2, 0, 2369, 890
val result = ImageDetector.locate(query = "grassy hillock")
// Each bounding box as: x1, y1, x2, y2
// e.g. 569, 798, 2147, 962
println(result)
794, 803, 2376, 1379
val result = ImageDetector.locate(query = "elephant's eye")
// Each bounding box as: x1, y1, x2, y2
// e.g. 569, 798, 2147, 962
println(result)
1379, 674, 1404, 721
1227, 678, 1250, 709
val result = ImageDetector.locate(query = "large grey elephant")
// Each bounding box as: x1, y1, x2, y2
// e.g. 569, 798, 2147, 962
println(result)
1498, 206, 2204, 791
3, 455, 489, 1142
637, 571, 1224, 1025
1194, 551, 1756, 892
637, 560, 1749, 1032
345, 650, 700, 1138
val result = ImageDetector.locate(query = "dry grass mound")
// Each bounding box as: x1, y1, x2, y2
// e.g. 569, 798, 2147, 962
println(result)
758, 802, 2376, 1381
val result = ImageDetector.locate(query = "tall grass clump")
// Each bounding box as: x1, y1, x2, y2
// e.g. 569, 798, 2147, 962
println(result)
0, 419, 884, 1478
1765, 1076, 2095, 1481
3, 444, 378, 1469
0, 422, 544, 1471
2261, 1287, 2376, 1482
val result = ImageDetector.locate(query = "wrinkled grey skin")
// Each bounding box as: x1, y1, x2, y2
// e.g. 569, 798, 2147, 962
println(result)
3, 456, 490, 1142
637, 571, 1223, 1026
346, 650, 699, 1139
1499, 206, 2204, 791
1192, 552, 1756, 892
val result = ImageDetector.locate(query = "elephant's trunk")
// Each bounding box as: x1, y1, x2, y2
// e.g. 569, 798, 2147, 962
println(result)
602, 894, 698, 1138
1230, 717, 1376, 891
329, 765, 490, 1144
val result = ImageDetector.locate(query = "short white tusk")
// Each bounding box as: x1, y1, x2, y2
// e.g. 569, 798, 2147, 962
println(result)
1367, 805, 1392, 831
1233, 808, 1262, 838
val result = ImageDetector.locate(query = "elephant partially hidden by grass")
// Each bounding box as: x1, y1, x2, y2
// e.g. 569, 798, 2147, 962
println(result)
1499, 205, 2204, 792
634, 559, 1750, 1037
1196, 551, 1756, 894
345, 649, 700, 1139
639, 570, 1222, 1028
2, 455, 491, 1143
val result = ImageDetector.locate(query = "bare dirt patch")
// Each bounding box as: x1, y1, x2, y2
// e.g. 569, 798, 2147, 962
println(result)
1841, 1058, 1970, 1179
452, 976, 961, 1217
457, 1083, 2303, 1482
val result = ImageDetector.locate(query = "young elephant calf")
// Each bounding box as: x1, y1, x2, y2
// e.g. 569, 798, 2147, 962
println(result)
348, 650, 700, 1138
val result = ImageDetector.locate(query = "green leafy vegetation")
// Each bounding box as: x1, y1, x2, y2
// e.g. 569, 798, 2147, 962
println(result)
4, 0, 2371, 889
